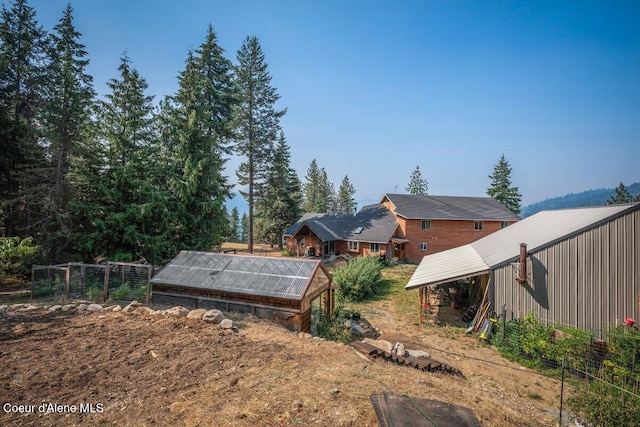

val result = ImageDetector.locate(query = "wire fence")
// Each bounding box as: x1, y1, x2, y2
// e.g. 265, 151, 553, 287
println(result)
489, 312, 640, 426
32, 261, 152, 303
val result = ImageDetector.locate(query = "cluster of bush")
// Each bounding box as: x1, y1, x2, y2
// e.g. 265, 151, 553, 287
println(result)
0, 237, 37, 282
491, 312, 640, 426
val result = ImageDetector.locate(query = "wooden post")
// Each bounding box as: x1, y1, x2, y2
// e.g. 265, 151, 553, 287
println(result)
103, 262, 110, 302
65, 263, 70, 298
146, 265, 152, 304
419, 287, 424, 324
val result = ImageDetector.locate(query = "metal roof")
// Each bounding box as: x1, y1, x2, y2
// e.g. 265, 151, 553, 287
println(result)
406, 203, 639, 290
151, 251, 323, 300
382, 193, 521, 221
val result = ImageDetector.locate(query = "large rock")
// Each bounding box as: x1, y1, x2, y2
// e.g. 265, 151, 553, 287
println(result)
167, 306, 190, 318
362, 338, 393, 353
406, 349, 431, 359
203, 309, 224, 324
219, 318, 234, 329
112, 305, 122, 312
186, 308, 207, 320
87, 304, 103, 311
77, 304, 88, 311
350, 323, 366, 338
61, 304, 76, 311
48, 305, 62, 311
24, 304, 38, 311
10, 303, 25, 310
0, 304, 9, 312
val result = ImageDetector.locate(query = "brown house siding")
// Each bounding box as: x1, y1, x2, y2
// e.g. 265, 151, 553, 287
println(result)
400, 218, 515, 262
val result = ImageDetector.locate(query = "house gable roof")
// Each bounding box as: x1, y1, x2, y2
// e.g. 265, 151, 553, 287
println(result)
382, 193, 521, 221
406, 203, 640, 290
285, 203, 399, 244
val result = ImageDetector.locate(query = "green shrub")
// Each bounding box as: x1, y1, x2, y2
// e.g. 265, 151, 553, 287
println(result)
313, 305, 362, 344
86, 285, 103, 302
33, 280, 56, 298
333, 256, 383, 302
0, 236, 38, 280
111, 284, 132, 300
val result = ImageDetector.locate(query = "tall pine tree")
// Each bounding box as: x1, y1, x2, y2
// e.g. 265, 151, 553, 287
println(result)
605, 182, 635, 205
405, 165, 428, 195
234, 35, 285, 253
94, 54, 166, 263
336, 175, 356, 215
40, 4, 95, 261
162, 26, 235, 252
254, 131, 303, 247
487, 154, 522, 215
0, 0, 49, 238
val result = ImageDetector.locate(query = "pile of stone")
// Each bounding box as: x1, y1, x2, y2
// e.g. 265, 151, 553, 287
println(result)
0, 301, 237, 331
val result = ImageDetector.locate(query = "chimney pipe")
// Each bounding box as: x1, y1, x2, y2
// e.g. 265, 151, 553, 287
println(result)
518, 243, 527, 283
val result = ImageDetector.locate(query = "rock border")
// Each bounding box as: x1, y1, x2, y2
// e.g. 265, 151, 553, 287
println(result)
0, 301, 237, 332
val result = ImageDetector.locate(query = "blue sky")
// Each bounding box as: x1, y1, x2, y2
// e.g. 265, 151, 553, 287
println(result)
19, 0, 640, 209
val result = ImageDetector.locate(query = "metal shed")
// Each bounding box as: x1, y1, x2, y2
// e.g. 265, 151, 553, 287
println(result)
151, 251, 334, 333
406, 203, 640, 335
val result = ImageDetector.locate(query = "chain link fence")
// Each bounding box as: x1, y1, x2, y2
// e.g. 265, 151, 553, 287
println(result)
32, 261, 152, 303
490, 312, 640, 426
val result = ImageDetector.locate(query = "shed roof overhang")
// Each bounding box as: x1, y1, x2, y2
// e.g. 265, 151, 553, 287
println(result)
391, 237, 410, 244
405, 244, 489, 290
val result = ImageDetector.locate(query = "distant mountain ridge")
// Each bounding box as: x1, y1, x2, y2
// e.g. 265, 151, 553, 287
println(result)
521, 182, 640, 217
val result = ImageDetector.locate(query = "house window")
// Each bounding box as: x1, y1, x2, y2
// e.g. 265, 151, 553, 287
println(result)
370, 243, 380, 253
421, 219, 431, 230
501, 221, 509, 229
474, 220, 483, 231
348, 241, 358, 251
419, 242, 428, 251
297, 237, 305, 246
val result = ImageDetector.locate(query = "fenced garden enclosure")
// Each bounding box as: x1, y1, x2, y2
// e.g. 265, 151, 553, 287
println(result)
31, 261, 153, 303
490, 312, 640, 426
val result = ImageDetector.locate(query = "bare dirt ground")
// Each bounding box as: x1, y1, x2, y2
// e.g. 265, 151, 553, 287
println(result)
1, 265, 567, 427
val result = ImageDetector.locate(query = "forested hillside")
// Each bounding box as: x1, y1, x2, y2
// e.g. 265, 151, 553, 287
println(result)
521, 182, 640, 217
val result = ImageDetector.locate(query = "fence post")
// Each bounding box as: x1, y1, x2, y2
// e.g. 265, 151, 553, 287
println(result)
103, 262, 110, 302
146, 265, 152, 304
65, 263, 70, 298
559, 356, 565, 426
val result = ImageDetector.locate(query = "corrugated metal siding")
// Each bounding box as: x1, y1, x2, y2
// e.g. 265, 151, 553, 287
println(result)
493, 209, 639, 335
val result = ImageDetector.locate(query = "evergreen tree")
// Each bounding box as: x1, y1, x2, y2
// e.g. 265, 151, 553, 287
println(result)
302, 159, 322, 212
0, 0, 49, 238
162, 25, 235, 252
606, 182, 634, 205
254, 132, 303, 247
40, 4, 95, 261
405, 165, 428, 195
240, 212, 249, 243
336, 175, 357, 215
228, 206, 240, 243
234, 35, 285, 253
93, 55, 168, 263
487, 154, 522, 215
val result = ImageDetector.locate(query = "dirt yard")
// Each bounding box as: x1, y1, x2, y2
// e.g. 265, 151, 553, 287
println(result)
1, 265, 568, 427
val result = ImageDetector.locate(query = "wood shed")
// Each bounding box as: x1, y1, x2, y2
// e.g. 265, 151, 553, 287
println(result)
151, 251, 334, 333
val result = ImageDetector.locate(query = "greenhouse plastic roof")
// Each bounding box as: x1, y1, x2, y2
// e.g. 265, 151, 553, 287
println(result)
150, 251, 322, 300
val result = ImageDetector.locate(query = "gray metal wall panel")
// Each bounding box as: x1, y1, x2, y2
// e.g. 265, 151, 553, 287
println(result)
492, 209, 639, 335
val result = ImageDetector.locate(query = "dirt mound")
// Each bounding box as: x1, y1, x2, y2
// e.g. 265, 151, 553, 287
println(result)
0, 306, 564, 426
